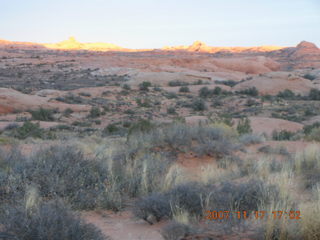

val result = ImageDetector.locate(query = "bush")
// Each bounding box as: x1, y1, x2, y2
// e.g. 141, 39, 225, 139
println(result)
133, 193, 171, 224
239, 134, 264, 145
294, 146, 320, 188
0, 145, 109, 210
306, 127, 320, 142
179, 86, 190, 93
303, 74, 316, 81
30, 108, 55, 121
277, 89, 296, 100
237, 87, 259, 96
167, 107, 176, 114
122, 83, 131, 90
161, 221, 191, 240
134, 180, 277, 224
191, 98, 207, 111
0, 200, 107, 240
139, 81, 151, 91
237, 118, 252, 135
205, 179, 277, 212
63, 108, 74, 117
12, 121, 45, 140
88, 107, 101, 118
215, 80, 238, 87
309, 89, 320, 100
168, 80, 189, 87
103, 123, 122, 136
272, 130, 295, 141
304, 122, 320, 135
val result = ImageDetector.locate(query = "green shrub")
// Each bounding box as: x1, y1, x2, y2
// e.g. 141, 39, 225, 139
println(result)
237, 118, 252, 135
272, 130, 295, 141
103, 123, 121, 136
122, 83, 131, 90
215, 80, 238, 87
139, 81, 151, 91
304, 122, 320, 135
167, 107, 176, 114
168, 80, 189, 87
179, 86, 190, 93
30, 108, 55, 121
237, 87, 259, 96
88, 107, 101, 118
277, 89, 296, 100
306, 127, 320, 142
12, 121, 45, 139
303, 74, 316, 81
191, 98, 207, 111
309, 89, 320, 100
63, 108, 74, 117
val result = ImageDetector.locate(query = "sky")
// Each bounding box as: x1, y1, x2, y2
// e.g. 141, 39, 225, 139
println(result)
1, 0, 319, 48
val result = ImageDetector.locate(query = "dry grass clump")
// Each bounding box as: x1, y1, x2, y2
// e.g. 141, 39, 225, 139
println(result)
294, 145, 320, 188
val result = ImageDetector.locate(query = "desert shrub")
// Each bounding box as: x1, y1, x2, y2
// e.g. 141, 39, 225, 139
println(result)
12, 121, 45, 140
4, 123, 19, 131
134, 179, 277, 224
237, 87, 259, 96
237, 118, 252, 135
199, 87, 211, 98
277, 89, 296, 100
294, 146, 320, 188
88, 107, 101, 118
63, 108, 74, 117
305, 127, 320, 142
168, 80, 189, 87
205, 179, 278, 212
164, 92, 178, 99
167, 183, 205, 216
179, 86, 190, 92
139, 81, 151, 91
133, 193, 171, 223
0, 145, 108, 210
136, 98, 152, 107
303, 122, 320, 135
0, 200, 107, 240
126, 123, 238, 158
303, 73, 316, 81
199, 87, 222, 98
191, 98, 206, 111
79, 92, 91, 97
309, 89, 320, 100
102, 123, 126, 136
215, 80, 238, 87
153, 86, 162, 91
55, 93, 84, 104
127, 119, 154, 137
272, 130, 295, 141
122, 83, 131, 90
30, 108, 55, 121
134, 183, 205, 223
167, 106, 176, 114
239, 134, 264, 145
161, 221, 191, 240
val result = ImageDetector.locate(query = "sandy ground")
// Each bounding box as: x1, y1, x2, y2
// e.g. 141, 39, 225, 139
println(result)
82, 211, 165, 240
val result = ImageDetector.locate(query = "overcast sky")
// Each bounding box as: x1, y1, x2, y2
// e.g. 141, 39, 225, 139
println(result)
1, 0, 319, 48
